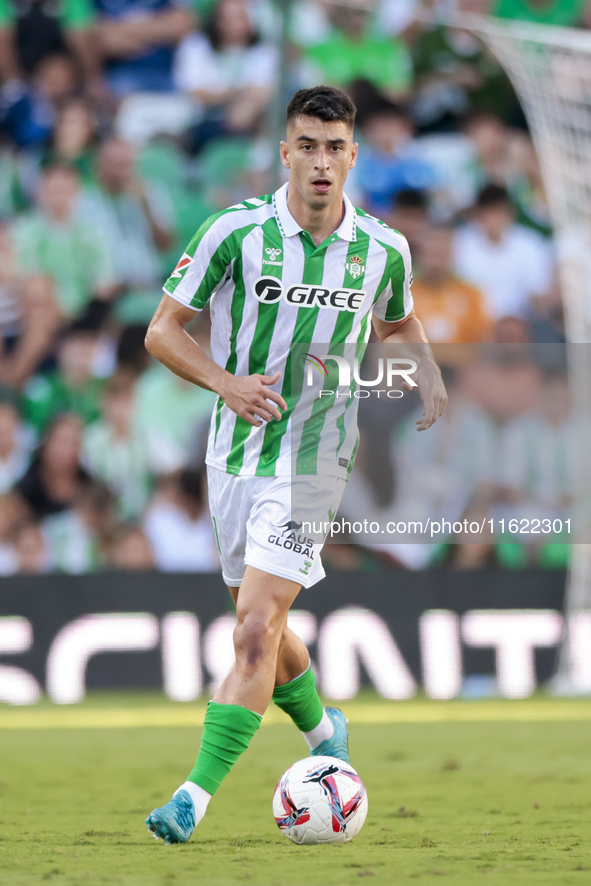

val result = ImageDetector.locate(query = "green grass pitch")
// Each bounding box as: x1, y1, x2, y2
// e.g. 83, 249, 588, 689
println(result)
2, 694, 591, 886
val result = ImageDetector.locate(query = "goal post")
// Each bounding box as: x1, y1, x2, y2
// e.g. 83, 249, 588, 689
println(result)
458, 13, 591, 691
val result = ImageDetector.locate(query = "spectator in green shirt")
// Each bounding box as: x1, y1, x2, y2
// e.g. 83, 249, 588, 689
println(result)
11, 164, 116, 319
411, 22, 516, 130
135, 360, 216, 472
492, 0, 589, 27
82, 372, 154, 521
42, 478, 116, 573
303, 0, 412, 98
80, 139, 174, 297
22, 323, 105, 435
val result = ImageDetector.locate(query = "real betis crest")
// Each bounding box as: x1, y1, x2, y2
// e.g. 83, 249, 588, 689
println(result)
344, 254, 365, 279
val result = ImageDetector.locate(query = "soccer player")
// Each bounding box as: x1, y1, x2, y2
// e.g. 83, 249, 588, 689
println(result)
144, 85, 447, 844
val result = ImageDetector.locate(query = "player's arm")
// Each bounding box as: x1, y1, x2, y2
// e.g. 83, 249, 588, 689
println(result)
372, 310, 447, 430
145, 294, 287, 428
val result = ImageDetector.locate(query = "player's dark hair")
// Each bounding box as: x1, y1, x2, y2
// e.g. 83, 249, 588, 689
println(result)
476, 183, 512, 209
286, 86, 357, 130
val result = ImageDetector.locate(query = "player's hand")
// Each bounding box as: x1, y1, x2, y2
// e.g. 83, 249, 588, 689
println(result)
406, 358, 447, 431
218, 371, 287, 427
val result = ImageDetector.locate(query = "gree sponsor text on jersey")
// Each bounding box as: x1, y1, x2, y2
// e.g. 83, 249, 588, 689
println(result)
162, 183, 414, 477
253, 277, 367, 312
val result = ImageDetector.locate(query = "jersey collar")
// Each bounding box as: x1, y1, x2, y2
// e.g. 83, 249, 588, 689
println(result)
273, 182, 357, 242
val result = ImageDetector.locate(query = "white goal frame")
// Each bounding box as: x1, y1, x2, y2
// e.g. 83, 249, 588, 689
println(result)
459, 13, 591, 691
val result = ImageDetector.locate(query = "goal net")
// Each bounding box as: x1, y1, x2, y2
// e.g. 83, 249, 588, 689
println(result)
461, 14, 591, 691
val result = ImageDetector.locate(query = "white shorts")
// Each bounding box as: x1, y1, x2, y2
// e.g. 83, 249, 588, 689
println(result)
207, 466, 347, 589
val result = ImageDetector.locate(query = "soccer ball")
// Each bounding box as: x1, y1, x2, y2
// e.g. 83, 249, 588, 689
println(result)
272, 755, 368, 845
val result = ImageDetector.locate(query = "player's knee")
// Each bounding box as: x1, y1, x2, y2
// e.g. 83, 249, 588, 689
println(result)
234, 611, 280, 668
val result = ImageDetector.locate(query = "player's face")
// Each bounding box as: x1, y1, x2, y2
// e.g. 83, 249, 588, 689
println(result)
280, 115, 358, 212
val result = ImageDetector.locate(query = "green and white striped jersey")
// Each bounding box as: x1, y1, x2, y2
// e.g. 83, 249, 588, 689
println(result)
163, 183, 413, 478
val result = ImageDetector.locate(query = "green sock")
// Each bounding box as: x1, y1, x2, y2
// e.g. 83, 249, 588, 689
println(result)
188, 701, 262, 795
272, 665, 324, 732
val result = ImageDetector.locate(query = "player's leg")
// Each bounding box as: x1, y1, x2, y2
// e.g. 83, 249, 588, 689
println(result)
224, 585, 332, 747
224, 584, 345, 761
226, 587, 309, 684
146, 565, 301, 843
274, 624, 310, 686
259, 474, 350, 760
208, 565, 300, 712
272, 624, 349, 760
145, 470, 347, 843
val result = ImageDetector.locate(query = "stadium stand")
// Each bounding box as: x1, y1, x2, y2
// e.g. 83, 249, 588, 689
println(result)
0, 0, 577, 573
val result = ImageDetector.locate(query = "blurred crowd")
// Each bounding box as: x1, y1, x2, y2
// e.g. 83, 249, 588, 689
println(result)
342, 343, 575, 572
0, 0, 584, 574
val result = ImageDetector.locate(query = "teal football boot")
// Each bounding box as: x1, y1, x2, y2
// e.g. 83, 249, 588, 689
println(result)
145, 789, 196, 844
311, 707, 350, 763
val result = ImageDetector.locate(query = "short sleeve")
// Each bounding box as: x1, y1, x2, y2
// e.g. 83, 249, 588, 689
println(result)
372, 236, 414, 323
163, 214, 234, 312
